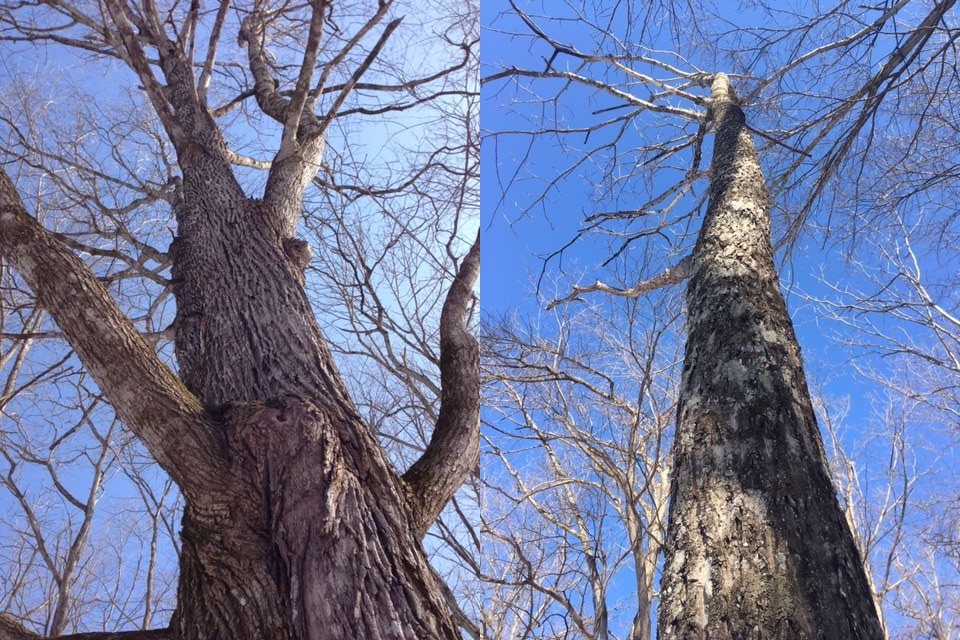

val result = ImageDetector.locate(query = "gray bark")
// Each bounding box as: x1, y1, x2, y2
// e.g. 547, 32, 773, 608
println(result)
657, 74, 885, 639
0, 3, 478, 638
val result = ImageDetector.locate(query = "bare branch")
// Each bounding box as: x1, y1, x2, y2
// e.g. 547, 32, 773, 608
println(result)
102, 1, 187, 149
280, 0, 328, 158
313, 16, 403, 139
0, 165, 219, 497
403, 232, 480, 536
197, 0, 231, 108
546, 254, 692, 310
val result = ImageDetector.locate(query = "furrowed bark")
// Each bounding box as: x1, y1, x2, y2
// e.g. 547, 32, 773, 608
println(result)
173, 396, 459, 639
657, 73, 884, 639
1, 3, 469, 637
403, 232, 480, 536
114, 7, 346, 409
0, 167, 219, 497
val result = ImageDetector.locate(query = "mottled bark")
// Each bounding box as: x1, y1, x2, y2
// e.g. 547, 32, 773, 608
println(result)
657, 74, 884, 639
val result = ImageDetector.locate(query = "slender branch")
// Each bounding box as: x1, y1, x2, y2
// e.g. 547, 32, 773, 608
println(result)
313, 17, 403, 140
402, 232, 480, 536
197, 0, 231, 108
224, 150, 272, 170
546, 254, 692, 310
481, 68, 702, 120
305, 0, 393, 112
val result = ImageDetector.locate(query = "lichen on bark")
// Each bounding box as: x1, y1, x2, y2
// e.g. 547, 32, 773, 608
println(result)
657, 73, 885, 640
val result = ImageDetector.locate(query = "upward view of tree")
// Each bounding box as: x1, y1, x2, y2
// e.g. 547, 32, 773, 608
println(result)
0, 1, 478, 639
482, 0, 959, 638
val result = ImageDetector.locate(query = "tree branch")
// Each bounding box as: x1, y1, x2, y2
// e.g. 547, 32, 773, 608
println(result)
313, 17, 402, 139
197, 0, 231, 109
0, 166, 221, 498
280, 0, 328, 158
0, 615, 172, 640
102, 0, 187, 150
402, 232, 479, 536
239, 12, 295, 125
545, 254, 692, 310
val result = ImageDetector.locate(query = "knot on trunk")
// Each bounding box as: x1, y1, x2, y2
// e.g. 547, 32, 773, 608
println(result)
282, 237, 313, 274
224, 395, 329, 452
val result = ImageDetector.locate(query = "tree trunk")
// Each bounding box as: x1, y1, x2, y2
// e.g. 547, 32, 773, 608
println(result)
657, 74, 885, 639
153, 82, 464, 636
174, 397, 458, 639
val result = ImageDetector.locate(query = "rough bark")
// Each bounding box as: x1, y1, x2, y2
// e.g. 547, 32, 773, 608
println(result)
174, 396, 457, 639
0, 169, 220, 498
403, 233, 481, 536
0, 3, 477, 638
657, 74, 885, 639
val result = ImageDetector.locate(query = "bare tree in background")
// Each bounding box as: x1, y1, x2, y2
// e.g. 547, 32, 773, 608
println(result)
481, 280, 681, 639
0, 0, 478, 638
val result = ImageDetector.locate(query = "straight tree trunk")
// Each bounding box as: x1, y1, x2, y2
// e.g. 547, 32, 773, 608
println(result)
657, 73, 885, 640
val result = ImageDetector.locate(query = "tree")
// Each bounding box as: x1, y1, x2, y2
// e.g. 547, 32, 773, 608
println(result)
481, 0, 960, 636
0, 1, 479, 638
656, 71, 882, 639
480, 280, 681, 640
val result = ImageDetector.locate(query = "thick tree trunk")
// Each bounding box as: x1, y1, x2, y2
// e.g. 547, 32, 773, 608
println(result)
0, 5, 478, 637
657, 74, 885, 639
165, 133, 462, 637
174, 397, 458, 639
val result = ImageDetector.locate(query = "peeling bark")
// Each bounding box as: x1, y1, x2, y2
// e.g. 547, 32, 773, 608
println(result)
657, 74, 884, 639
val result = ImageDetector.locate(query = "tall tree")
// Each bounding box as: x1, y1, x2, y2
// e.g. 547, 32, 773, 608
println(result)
0, 1, 478, 638
657, 71, 882, 639
481, 0, 959, 636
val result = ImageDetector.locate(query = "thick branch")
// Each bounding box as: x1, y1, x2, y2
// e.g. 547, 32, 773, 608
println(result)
0, 166, 220, 497
102, 0, 187, 149
546, 255, 692, 310
280, 0, 327, 157
0, 615, 171, 640
240, 13, 298, 126
402, 232, 480, 536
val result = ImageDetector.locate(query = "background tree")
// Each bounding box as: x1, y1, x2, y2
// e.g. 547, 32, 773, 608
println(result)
0, 0, 479, 638
482, 0, 959, 637
480, 273, 681, 639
